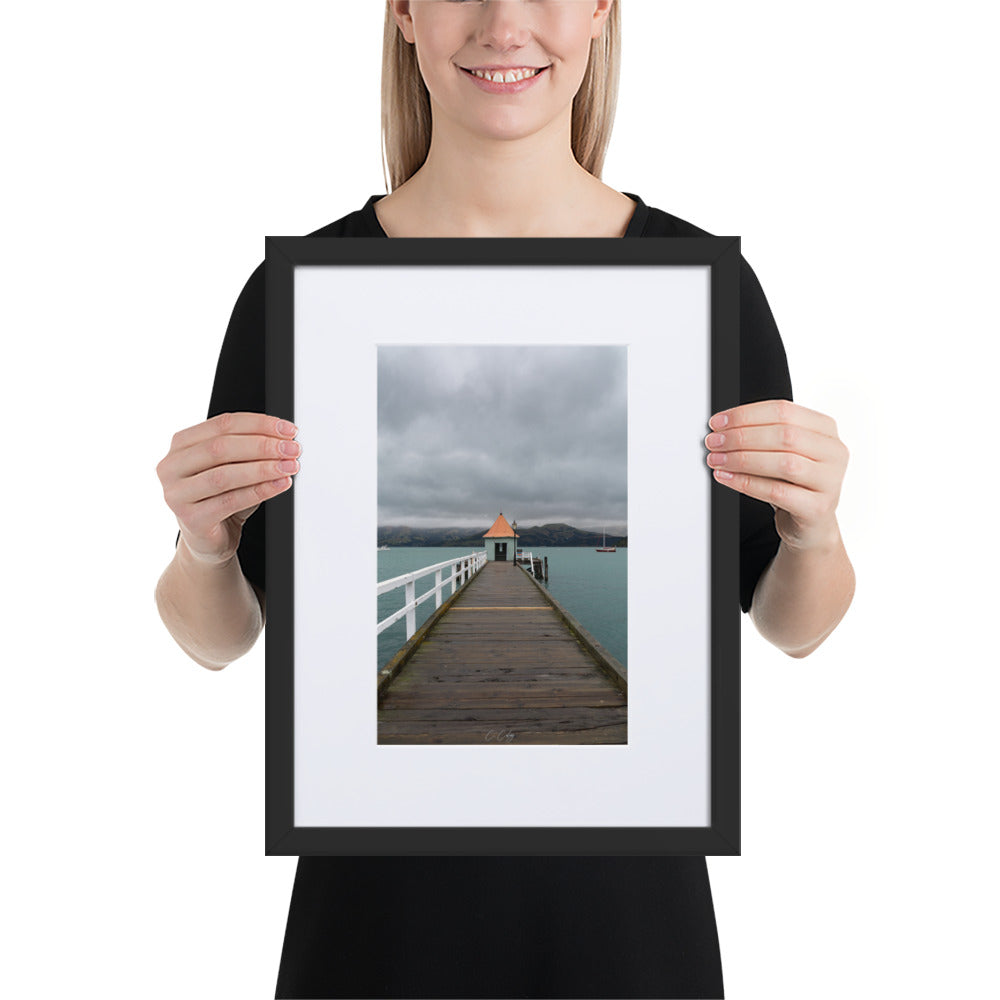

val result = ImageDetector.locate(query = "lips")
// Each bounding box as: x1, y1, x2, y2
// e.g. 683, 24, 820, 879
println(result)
461, 66, 547, 78
462, 65, 548, 73
459, 65, 550, 94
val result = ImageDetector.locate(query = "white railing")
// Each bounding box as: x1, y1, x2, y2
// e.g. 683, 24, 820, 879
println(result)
377, 551, 488, 641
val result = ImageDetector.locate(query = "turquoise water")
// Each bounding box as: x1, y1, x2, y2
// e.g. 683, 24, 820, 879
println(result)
376, 546, 627, 671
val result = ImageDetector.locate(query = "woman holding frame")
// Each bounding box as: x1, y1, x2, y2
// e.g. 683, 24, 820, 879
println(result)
156, 3, 854, 996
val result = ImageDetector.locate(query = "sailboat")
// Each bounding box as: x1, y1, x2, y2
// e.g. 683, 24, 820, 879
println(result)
596, 526, 616, 553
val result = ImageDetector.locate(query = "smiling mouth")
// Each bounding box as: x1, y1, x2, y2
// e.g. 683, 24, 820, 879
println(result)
460, 66, 549, 83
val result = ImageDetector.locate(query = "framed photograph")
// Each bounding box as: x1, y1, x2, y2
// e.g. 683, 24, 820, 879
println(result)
265, 236, 740, 856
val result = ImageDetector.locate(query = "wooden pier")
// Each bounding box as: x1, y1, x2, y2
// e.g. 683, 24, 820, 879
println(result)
377, 560, 627, 745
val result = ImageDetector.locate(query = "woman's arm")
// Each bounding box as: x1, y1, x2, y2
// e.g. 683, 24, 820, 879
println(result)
706, 399, 855, 657
155, 410, 297, 669
155, 540, 265, 670
746, 525, 855, 658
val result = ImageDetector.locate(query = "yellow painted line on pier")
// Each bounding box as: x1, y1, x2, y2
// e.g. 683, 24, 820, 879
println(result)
450, 606, 551, 610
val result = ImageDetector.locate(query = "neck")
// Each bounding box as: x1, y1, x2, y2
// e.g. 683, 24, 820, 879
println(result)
398, 111, 598, 237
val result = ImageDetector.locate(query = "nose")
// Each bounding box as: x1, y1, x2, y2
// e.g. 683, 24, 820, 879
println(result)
475, 0, 534, 53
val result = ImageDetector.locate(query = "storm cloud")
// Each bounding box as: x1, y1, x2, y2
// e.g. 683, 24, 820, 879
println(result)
378, 345, 627, 532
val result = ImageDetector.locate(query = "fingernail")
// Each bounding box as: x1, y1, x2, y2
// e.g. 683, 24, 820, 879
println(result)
714, 469, 734, 480
709, 413, 729, 430
277, 419, 297, 436
706, 433, 725, 448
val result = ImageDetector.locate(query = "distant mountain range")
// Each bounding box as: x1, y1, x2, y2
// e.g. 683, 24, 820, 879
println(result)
377, 523, 628, 548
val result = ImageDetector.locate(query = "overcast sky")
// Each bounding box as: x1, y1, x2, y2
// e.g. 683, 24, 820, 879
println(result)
378, 345, 627, 532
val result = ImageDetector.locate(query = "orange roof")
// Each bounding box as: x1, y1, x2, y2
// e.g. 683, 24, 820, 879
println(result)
483, 513, 519, 538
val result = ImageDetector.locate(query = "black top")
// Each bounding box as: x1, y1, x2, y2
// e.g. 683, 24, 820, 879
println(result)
197, 193, 793, 999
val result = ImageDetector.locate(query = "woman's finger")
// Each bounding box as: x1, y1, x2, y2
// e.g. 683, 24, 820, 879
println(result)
711, 468, 832, 522
169, 412, 297, 453
167, 432, 302, 481
706, 448, 831, 492
704, 423, 844, 464
170, 457, 301, 506
181, 476, 294, 536
709, 400, 838, 439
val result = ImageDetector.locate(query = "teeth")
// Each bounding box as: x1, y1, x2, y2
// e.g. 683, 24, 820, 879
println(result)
470, 67, 542, 83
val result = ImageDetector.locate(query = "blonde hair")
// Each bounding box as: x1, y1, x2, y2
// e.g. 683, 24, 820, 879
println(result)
380, 1, 621, 192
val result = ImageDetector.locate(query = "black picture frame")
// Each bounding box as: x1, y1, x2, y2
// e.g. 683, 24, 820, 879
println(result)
265, 237, 740, 856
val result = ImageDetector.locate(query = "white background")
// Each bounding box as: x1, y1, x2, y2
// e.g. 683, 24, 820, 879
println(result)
3, 2, 996, 997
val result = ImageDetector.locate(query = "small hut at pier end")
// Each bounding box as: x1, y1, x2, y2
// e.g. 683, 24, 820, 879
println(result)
483, 513, 519, 562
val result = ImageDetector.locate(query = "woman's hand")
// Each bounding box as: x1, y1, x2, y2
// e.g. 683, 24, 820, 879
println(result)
157, 411, 301, 566
704, 400, 849, 552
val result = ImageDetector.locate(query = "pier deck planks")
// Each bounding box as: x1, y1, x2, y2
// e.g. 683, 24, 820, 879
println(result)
378, 561, 626, 744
